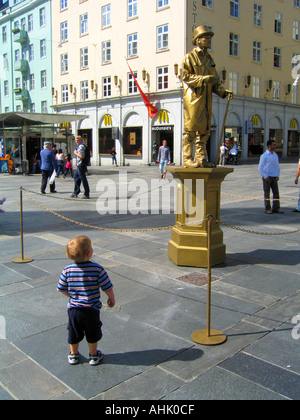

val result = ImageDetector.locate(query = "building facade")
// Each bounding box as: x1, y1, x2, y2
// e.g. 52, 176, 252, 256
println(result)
0, 0, 52, 114
1, 0, 299, 168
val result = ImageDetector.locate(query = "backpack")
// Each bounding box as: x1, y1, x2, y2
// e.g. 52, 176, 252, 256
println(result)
82, 144, 91, 166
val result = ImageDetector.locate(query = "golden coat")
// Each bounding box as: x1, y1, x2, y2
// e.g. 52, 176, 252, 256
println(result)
182, 47, 227, 133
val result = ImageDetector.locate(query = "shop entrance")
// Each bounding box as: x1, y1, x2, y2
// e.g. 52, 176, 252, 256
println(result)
26, 136, 41, 173
151, 126, 174, 162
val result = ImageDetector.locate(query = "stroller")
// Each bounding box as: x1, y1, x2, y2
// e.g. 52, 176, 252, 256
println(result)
226, 146, 241, 165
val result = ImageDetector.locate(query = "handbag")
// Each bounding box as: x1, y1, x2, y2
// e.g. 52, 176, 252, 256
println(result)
49, 170, 56, 185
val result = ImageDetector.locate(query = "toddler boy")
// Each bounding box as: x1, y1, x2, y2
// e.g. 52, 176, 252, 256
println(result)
57, 236, 115, 366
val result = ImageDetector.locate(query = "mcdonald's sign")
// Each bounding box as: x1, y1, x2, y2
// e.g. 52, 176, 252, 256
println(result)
104, 114, 112, 127
158, 109, 169, 124
252, 115, 260, 127
290, 118, 297, 129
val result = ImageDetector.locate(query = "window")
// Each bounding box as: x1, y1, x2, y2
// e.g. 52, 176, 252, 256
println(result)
61, 0, 67, 10
230, 0, 239, 18
128, 33, 138, 57
252, 76, 261, 98
274, 47, 281, 68
102, 4, 111, 28
15, 50, 20, 62
22, 46, 27, 60
30, 103, 35, 113
21, 18, 26, 31
40, 8, 46, 27
41, 70, 47, 88
229, 33, 239, 57
40, 40, 46, 58
157, 0, 169, 9
16, 106, 21, 112
202, 0, 213, 9
275, 13, 282, 34
157, 24, 168, 50
15, 77, 21, 89
157, 66, 168, 90
2, 26, 7, 43
292, 85, 298, 104
123, 127, 143, 155
80, 80, 89, 100
295, 0, 300, 8
253, 41, 261, 63
28, 14, 33, 32
80, 47, 89, 69
30, 74, 35, 90
128, 0, 138, 19
128, 71, 138, 94
29, 44, 34, 61
273, 81, 280, 101
254, 4, 262, 27
103, 76, 112, 97
4, 81, 9, 96
61, 22, 68, 42
229, 72, 239, 95
23, 76, 27, 90
80, 13, 88, 36
293, 21, 300, 40
102, 40, 111, 63
41, 101, 47, 113
3, 54, 8, 71
62, 84, 69, 103
61, 53, 68, 73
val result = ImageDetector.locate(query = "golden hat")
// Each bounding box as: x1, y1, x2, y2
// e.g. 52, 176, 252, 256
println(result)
193, 25, 214, 45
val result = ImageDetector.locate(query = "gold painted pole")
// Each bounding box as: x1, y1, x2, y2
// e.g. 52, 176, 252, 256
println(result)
190, 215, 227, 346
207, 215, 212, 337
215, 95, 232, 166
12, 187, 33, 264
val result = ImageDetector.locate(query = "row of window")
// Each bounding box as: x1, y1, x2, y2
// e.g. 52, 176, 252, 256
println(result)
3, 102, 48, 114
60, 0, 169, 19
2, 7, 47, 43
3, 70, 48, 95
229, 72, 298, 104
60, 67, 168, 102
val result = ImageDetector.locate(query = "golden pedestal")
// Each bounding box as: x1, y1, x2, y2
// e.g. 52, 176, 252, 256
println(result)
166, 167, 233, 268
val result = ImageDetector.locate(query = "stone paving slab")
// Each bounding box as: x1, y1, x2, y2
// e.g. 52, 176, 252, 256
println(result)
0, 163, 299, 400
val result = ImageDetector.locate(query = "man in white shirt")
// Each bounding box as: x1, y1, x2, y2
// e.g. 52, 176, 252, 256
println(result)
258, 140, 283, 214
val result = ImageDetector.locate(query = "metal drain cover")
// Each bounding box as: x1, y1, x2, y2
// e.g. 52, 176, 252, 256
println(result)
176, 272, 220, 286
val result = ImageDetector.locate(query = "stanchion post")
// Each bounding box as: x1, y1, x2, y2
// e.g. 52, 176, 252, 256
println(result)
191, 215, 227, 346
12, 187, 33, 264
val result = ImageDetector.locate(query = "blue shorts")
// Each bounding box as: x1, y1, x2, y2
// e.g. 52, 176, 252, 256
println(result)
67, 308, 102, 344
159, 159, 169, 173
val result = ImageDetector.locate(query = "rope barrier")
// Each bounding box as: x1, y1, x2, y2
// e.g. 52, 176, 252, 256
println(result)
23, 189, 300, 236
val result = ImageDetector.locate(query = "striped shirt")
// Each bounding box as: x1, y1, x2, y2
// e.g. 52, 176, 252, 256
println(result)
57, 261, 113, 311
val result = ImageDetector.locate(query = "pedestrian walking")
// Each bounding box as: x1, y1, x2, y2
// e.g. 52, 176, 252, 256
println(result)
157, 140, 171, 179
293, 158, 300, 212
258, 139, 283, 214
219, 142, 228, 166
56, 149, 66, 177
71, 136, 90, 199
57, 235, 115, 366
63, 154, 73, 178
111, 147, 117, 167
40, 142, 57, 194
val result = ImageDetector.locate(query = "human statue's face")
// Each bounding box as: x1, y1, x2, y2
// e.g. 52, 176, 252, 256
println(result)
196, 35, 212, 50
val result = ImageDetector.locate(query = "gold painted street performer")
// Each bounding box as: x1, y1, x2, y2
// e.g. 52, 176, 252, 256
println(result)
182, 25, 233, 168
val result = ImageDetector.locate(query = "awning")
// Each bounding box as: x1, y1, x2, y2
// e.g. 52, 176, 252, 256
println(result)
0, 112, 87, 128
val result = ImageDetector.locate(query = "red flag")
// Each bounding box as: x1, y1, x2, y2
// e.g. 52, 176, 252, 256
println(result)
127, 62, 158, 118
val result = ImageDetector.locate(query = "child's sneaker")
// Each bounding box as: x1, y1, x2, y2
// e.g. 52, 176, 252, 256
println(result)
89, 350, 103, 366
68, 353, 80, 365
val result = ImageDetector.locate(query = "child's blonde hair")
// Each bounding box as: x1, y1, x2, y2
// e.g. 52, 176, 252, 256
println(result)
66, 236, 91, 262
